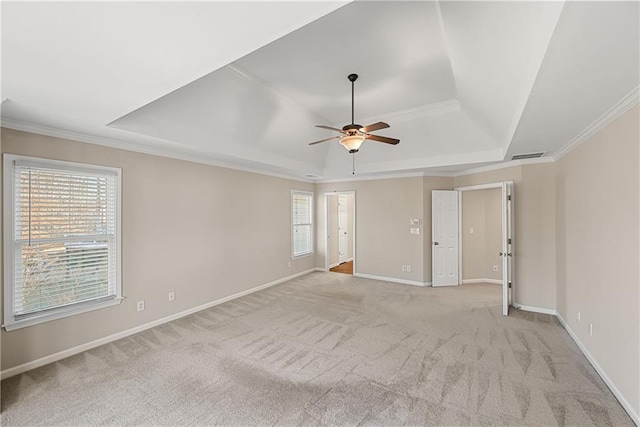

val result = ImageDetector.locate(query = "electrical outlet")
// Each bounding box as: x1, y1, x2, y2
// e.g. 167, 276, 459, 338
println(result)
136, 300, 145, 312
287, 261, 292, 268
469, 227, 474, 234
589, 323, 593, 337
493, 265, 498, 272
402, 265, 407, 272
577, 312, 581, 323
168, 291, 175, 302
407, 265, 412, 272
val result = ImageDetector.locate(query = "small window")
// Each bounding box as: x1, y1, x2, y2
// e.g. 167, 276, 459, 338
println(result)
292, 191, 313, 258
3, 155, 122, 331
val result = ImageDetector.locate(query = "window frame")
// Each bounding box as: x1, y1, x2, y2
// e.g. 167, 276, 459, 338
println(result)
291, 190, 314, 259
3, 154, 123, 331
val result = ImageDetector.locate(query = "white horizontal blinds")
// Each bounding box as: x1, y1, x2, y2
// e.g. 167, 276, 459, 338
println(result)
13, 163, 117, 317
292, 192, 312, 256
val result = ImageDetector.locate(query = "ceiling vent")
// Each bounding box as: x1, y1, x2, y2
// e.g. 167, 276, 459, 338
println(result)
511, 152, 546, 161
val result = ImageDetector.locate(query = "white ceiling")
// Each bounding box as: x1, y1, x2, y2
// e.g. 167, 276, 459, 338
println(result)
2, 1, 638, 181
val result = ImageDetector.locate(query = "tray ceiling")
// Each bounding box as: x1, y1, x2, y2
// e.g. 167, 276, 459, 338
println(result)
2, 1, 638, 180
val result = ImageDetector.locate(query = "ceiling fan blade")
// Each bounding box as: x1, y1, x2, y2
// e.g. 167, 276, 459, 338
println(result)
316, 125, 345, 133
309, 136, 339, 145
360, 121, 390, 133
366, 134, 400, 145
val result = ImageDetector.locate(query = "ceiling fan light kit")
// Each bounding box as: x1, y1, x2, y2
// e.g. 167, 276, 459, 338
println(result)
309, 73, 400, 154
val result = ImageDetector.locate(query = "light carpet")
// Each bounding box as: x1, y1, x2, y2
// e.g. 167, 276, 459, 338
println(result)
1, 272, 633, 426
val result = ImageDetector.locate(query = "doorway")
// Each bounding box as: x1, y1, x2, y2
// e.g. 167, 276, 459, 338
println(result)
432, 182, 514, 315
325, 191, 355, 275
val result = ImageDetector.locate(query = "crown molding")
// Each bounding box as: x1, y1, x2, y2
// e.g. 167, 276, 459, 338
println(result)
553, 85, 640, 161
452, 156, 555, 177
315, 171, 426, 184
0, 119, 316, 183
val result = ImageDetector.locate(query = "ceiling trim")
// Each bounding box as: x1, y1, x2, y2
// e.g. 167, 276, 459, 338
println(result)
0, 119, 315, 183
552, 85, 640, 161
315, 171, 426, 184
452, 157, 555, 177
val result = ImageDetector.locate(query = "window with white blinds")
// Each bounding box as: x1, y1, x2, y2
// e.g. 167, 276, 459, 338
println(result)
292, 191, 313, 258
3, 155, 122, 331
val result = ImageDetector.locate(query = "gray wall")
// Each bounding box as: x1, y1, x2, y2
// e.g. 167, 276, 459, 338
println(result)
555, 105, 639, 417
1, 128, 315, 370
316, 178, 426, 283
461, 188, 502, 282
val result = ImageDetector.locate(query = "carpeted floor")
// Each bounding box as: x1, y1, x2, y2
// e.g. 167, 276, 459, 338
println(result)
1, 272, 633, 426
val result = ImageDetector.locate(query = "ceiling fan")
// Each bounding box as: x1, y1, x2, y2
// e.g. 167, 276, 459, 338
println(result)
309, 74, 400, 153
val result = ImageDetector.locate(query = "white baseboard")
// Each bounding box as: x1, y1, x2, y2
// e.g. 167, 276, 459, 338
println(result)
328, 262, 340, 269
556, 314, 639, 425
347, 257, 354, 262
0, 268, 317, 380
354, 273, 427, 287
462, 278, 502, 285
512, 303, 557, 315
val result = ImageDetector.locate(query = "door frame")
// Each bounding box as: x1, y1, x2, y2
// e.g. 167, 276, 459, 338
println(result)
324, 191, 356, 273
454, 181, 514, 315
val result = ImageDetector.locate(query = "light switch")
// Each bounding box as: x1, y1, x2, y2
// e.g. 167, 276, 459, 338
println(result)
469, 227, 474, 234
411, 218, 420, 225
410, 227, 420, 235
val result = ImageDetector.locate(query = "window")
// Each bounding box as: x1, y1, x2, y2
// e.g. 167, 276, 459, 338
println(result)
292, 191, 313, 258
3, 155, 122, 331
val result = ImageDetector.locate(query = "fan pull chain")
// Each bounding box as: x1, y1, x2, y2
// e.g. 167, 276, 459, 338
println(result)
352, 153, 355, 175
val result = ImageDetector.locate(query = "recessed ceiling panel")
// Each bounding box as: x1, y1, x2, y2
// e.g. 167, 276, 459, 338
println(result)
234, 1, 456, 124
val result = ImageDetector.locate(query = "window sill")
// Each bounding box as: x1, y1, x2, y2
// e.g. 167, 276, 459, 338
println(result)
292, 252, 315, 260
3, 297, 124, 331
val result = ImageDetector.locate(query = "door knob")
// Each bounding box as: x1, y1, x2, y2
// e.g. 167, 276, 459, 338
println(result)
499, 252, 504, 256
434, 241, 439, 245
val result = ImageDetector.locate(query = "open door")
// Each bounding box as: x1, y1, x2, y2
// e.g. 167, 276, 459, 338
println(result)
432, 190, 459, 287
338, 194, 348, 264
500, 181, 514, 316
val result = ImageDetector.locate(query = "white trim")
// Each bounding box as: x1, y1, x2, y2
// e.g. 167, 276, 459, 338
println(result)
556, 314, 639, 425
1, 119, 316, 184
328, 262, 340, 269
347, 257, 354, 262
553, 85, 640, 161
316, 171, 425, 184
354, 273, 426, 287
452, 157, 555, 177
513, 303, 557, 315
455, 182, 504, 192
461, 279, 502, 285
0, 268, 317, 380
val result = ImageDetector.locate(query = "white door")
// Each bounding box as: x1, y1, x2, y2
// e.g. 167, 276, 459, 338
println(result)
500, 181, 514, 316
432, 190, 459, 287
338, 194, 348, 264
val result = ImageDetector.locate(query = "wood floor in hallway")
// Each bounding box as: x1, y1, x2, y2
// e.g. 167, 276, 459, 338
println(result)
329, 261, 353, 275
